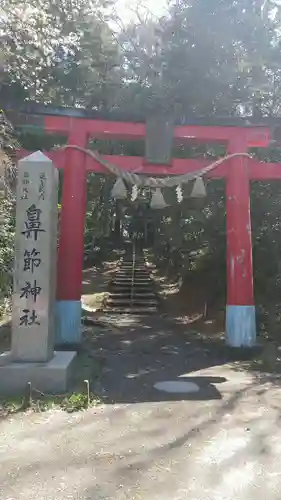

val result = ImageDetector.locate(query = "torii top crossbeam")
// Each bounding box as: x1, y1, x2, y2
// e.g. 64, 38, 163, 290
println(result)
11, 104, 281, 179
9, 102, 273, 145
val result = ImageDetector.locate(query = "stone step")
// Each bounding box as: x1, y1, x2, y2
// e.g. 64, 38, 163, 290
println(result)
117, 273, 151, 278
121, 265, 146, 269
109, 292, 155, 298
103, 307, 157, 314
119, 268, 149, 272
120, 264, 147, 268
114, 278, 149, 283
110, 289, 154, 296
119, 267, 147, 271
121, 259, 145, 262
120, 264, 147, 267
111, 279, 152, 284
106, 296, 158, 307
112, 277, 151, 282
111, 284, 152, 289
119, 271, 148, 275
121, 259, 146, 263
110, 283, 154, 289
121, 263, 146, 267
109, 297, 156, 303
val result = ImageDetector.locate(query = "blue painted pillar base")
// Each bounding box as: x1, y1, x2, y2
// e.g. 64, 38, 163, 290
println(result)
226, 305, 256, 347
55, 300, 82, 346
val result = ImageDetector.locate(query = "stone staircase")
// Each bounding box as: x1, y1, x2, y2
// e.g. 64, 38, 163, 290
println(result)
105, 253, 158, 314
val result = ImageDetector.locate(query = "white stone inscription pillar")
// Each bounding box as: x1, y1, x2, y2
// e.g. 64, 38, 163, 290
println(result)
12, 151, 58, 362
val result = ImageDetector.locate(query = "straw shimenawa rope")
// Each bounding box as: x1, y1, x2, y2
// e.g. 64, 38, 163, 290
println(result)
59, 145, 251, 188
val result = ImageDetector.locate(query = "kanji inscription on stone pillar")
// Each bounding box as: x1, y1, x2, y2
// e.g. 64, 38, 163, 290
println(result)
12, 151, 58, 362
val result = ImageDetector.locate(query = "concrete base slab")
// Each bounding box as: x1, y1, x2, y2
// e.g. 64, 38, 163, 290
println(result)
0, 351, 76, 395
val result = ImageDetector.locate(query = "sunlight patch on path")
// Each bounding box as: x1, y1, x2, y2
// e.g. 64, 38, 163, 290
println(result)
153, 380, 200, 393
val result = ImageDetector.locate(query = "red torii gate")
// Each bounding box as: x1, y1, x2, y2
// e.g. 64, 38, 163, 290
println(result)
16, 108, 281, 348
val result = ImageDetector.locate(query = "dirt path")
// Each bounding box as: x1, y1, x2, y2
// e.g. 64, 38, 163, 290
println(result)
1, 314, 281, 499
81, 258, 121, 312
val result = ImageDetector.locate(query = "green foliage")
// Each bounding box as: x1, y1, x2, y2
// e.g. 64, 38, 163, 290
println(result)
118, 0, 281, 117
84, 174, 115, 257
0, 198, 15, 304
0, 0, 120, 108
61, 392, 89, 412
0, 390, 101, 416
0, 111, 16, 314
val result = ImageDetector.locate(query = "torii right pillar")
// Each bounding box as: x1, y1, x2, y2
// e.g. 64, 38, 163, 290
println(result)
226, 136, 256, 347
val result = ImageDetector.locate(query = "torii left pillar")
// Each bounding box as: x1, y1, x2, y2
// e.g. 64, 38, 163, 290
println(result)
55, 130, 87, 345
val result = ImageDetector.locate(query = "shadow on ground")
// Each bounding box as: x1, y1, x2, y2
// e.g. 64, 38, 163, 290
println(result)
84, 314, 244, 404
84, 311, 281, 406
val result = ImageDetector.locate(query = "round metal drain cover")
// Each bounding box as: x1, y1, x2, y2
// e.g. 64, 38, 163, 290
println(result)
153, 381, 200, 394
